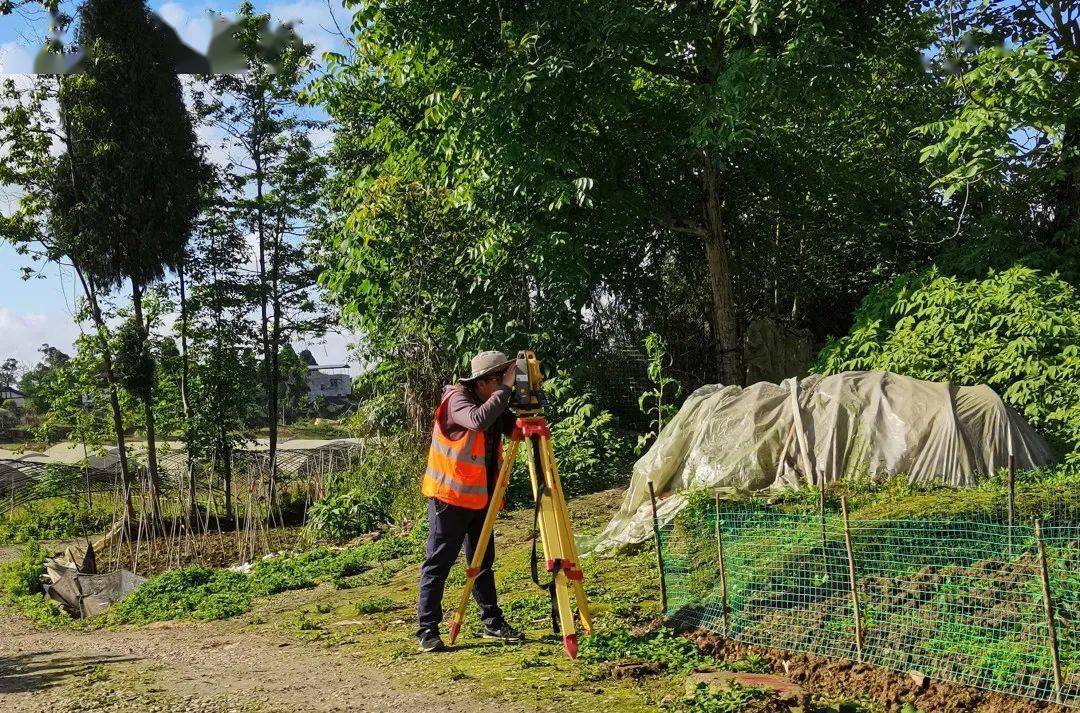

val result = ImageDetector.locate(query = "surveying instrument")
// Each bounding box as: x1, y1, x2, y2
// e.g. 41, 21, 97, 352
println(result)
447, 351, 593, 658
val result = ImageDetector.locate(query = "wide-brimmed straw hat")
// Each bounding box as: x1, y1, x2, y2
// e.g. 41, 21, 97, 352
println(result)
458, 350, 515, 383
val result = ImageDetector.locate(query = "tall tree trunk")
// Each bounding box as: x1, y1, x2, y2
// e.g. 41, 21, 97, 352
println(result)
1049, 116, 1079, 247
76, 270, 135, 523
178, 260, 198, 525
131, 280, 163, 529
220, 428, 233, 517
252, 90, 280, 508
701, 155, 744, 386
268, 226, 282, 506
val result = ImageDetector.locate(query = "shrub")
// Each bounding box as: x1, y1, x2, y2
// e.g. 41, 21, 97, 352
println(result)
305, 434, 426, 539
0, 542, 79, 627
816, 266, 1080, 462
306, 490, 389, 540
507, 375, 633, 506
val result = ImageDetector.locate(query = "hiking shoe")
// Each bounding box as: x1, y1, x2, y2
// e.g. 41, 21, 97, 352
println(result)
482, 621, 523, 641
417, 630, 446, 652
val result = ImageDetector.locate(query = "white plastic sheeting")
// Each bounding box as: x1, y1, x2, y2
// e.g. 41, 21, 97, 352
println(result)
591, 371, 1057, 552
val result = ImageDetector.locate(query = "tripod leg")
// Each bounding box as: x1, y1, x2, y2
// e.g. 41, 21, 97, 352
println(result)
526, 437, 563, 574
538, 437, 593, 635
553, 572, 578, 658
448, 437, 521, 645
527, 436, 580, 658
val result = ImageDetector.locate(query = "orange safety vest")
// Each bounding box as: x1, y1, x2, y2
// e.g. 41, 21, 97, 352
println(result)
421, 390, 503, 510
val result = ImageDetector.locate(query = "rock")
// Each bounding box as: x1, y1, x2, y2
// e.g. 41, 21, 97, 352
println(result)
908, 670, 928, 690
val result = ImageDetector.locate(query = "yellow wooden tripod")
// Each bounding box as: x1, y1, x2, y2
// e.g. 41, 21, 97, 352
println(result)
447, 353, 592, 658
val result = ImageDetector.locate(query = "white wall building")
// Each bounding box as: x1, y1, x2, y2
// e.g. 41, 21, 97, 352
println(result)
306, 364, 352, 398
0, 386, 27, 407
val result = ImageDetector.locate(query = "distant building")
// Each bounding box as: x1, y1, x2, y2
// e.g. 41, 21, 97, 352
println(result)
306, 363, 352, 398
0, 386, 27, 407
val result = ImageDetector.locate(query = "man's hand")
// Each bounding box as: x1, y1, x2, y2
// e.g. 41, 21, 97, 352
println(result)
501, 363, 517, 388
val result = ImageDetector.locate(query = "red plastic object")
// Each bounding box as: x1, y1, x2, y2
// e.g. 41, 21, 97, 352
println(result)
563, 634, 578, 659
516, 418, 551, 438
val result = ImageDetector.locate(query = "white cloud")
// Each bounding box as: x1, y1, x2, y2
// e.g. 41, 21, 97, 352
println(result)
0, 308, 82, 367
0, 41, 35, 75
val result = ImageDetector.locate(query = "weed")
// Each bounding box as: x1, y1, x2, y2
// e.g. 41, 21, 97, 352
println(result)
580, 626, 708, 672
110, 536, 416, 625
520, 653, 552, 669
354, 595, 399, 614
0, 502, 112, 545
0, 542, 70, 627
682, 683, 770, 713
294, 612, 322, 631
728, 653, 768, 674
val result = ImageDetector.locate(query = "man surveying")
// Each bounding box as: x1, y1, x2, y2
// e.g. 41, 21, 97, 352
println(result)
416, 350, 524, 652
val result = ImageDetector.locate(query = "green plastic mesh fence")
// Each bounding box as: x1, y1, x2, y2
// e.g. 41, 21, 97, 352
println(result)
660, 496, 1080, 707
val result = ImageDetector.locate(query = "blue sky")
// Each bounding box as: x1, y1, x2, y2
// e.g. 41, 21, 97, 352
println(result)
0, 0, 357, 372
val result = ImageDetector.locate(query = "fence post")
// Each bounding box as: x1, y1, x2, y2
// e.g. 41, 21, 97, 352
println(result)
1007, 454, 1016, 556
1034, 519, 1064, 705
714, 493, 730, 638
818, 477, 828, 577
840, 496, 864, 663
648, 480, 668, 615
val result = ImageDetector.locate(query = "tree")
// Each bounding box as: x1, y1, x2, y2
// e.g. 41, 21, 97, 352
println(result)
0, 358, 20, 390
194, 2, 327, 502
315, 0, 946, 393
276, 344, 309, 424
18, 345, 71, 417
182, 171, 260, 518
0, 77, 140, 521
53, 0, 205, 524
919, 1, 1079, 264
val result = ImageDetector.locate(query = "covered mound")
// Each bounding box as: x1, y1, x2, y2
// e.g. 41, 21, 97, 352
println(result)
592, 370, 1057, 551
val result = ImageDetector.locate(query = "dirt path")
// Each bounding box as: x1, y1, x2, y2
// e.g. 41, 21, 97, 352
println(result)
0, 610, 523, 713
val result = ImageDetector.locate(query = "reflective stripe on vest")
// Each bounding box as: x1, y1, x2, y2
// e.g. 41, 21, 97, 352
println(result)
421, 390, 491, 509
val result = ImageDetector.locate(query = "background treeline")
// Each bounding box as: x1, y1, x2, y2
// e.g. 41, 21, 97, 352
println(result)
0, 2, 328, 527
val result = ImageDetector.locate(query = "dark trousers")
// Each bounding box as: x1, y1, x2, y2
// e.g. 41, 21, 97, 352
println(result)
417, 497, 503, 636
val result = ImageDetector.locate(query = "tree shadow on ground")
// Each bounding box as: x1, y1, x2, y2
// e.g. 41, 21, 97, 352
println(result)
0, 651, 137, 695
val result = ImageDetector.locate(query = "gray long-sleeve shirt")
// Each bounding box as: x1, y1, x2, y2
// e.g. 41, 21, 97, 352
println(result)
439, 383, 516, 494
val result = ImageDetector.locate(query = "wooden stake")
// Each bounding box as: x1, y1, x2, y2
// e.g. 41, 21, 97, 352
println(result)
1007, 453, 1016, 556
647, 480, 668, 614
818, 475, 828, 574
840, 496, 864, 663
1034, 519, 1064, 704
714, 493, 730, 638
